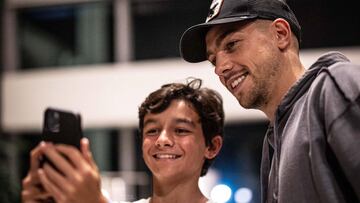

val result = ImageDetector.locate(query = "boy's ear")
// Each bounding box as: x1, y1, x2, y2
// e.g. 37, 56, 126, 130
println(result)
205, 135, 223, 159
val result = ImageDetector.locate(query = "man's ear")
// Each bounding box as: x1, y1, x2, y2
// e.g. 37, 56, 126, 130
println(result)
272, 18, 292, 50
205, 135, 223, 159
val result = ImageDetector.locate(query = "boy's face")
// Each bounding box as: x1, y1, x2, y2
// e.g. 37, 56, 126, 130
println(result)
142, 99, 212, 182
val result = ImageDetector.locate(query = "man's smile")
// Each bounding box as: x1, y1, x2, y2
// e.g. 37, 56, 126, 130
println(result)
227, 71, 249, 91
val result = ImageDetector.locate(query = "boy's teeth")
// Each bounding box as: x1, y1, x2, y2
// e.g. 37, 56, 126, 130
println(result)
156, 154, 178, 159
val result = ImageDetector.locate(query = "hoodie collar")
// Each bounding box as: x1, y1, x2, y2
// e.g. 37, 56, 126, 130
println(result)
275, 51, 350, 122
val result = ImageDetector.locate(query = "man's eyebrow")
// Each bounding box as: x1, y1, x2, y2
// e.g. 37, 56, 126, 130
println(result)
216, 28, 238, 48
206, 28, 238, 59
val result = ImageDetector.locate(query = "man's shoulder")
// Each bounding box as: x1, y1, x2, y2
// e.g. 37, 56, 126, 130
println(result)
316, 61, 360, 101
305, 60, 360, 129
326, 59, 360, 79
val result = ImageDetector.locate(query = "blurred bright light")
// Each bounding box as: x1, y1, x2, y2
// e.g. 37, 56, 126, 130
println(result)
101, 188, 110, 200
199, 169, 220, 199
210, 184, 232, 203
234, 187, 253, 203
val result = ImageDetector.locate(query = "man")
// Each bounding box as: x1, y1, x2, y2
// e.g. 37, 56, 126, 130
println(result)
179, 0, 360, 202
21, 78, 224, 203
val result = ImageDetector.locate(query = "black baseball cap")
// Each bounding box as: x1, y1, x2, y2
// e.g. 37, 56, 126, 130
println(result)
179, 0, 301, 63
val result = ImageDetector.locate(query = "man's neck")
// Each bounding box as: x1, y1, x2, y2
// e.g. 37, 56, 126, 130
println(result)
263, 56, 305, 123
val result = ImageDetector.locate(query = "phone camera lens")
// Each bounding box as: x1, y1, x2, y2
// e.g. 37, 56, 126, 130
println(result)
47, 111, 60, 133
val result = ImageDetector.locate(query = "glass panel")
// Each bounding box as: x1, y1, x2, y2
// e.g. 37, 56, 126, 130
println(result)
17, 2, 114, 70
131, 0, 210, 60
212, 122, 268, 203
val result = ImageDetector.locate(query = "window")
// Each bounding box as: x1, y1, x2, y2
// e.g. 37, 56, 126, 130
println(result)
17, 2, 114, 70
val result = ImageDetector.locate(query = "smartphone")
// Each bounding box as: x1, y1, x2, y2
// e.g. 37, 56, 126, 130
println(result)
40, 107, 83, 167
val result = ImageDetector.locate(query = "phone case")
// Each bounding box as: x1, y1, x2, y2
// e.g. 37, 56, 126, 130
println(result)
40, 107, 83, 170
42, 107, 83, 149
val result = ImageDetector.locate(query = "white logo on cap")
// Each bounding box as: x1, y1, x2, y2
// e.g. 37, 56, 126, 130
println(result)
206, 0, 224, 22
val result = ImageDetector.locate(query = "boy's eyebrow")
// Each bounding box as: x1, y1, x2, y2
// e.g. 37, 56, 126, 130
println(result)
143, 118, 158, 127
174, 118, 196, 127
143, 117, 199, 128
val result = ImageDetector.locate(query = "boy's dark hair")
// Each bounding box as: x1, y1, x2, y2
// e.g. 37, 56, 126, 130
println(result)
138, 78, 224, 176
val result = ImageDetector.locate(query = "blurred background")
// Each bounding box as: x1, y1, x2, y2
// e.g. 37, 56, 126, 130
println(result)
1, 0, 359, 202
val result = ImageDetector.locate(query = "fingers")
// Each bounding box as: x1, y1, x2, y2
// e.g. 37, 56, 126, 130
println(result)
39, 147, 102, 203
22, 174, 36, 189
81, 138, 98, 170
38, 168, 65, 203
21, 184, 51, 202
42, 163, 68, 190
22, 172, 52, 203
22, 143, 52, 203
24, 141, 97, 203
40, 143, 75, 178
55, 144, 90, 171
45, 142, 98, 186
29, 142, 45, 172
41, 142, 98, 182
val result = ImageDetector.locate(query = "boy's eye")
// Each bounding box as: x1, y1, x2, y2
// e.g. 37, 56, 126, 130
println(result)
175, 128, 191, 135
145, 129, 159, 136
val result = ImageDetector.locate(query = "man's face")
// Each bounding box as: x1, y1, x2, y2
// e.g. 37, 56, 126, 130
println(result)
205, 20, 282, 110
142, 99, 210, 182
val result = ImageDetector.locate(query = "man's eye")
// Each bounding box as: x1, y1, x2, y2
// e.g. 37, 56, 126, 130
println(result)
225, 40, 239, 51
207, 55, 216, 66
211, 58, 216, 66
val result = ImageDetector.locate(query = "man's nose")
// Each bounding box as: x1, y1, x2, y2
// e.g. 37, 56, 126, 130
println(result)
215, 51, 233, 76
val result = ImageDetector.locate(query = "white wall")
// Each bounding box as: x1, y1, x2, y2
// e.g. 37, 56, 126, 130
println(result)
2, 47, 360, 133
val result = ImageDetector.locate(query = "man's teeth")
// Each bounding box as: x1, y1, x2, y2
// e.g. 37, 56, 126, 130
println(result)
231, 74, 247, 89
155, 154, 179, 159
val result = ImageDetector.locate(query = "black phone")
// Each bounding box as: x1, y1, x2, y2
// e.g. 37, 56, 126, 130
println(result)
42, 107, 83, 148
40, 107, 83, 167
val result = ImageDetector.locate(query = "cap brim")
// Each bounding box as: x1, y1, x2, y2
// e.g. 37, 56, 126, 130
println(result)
180, 15, 258, 63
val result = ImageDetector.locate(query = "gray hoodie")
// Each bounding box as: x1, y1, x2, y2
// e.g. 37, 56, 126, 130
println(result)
261, 52, 360, 203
